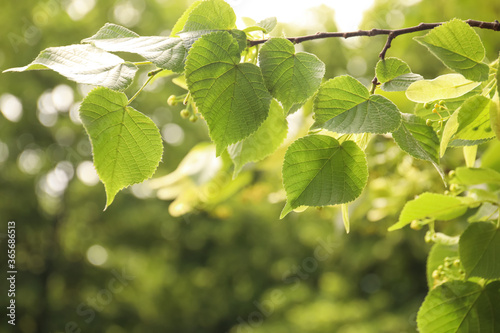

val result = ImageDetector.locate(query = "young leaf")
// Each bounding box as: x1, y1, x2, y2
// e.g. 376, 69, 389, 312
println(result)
281, 135, 368, 218
79, 87, 163, 208
459, 222, 500, 279
180, 0, 236, 33
83, 23, 187, 72
3, 44, 137, 91
259, 38, 325, 113
406, 74, 481, 103
450, 167, 500, 185
256, 17, 278, 33
392, 113, 440, 164
417, 281, 500, 333
376, 57, 411, 83
228, 99, 288, 177
414, 19, 489, 82
388, 193, 471, 231
463, 145, 477, 168
451, 95, 495, 146
185, 31, 271, 155
313, 75, 401, 134
375, 57, 423, 91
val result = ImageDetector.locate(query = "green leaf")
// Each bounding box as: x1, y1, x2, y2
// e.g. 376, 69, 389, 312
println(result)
259, 38, 325, 113
426, 243, 458, 290
406, 74, 481, 103
388, 193, 470, 231
228, 99, 288, 177
463, 145, 477, 168
83, 23, 187, 72
460, 222, 500, 279
257, 17, 278, 33
392, 113, 440, 164
185, 31, 271, 155
376, 57, 411, 83
170, 0, 203, 36
313, 75, 401, 134
180, 0, 236, 33
79, 87, 163, 208
491, 55, 500, 139
451, 95, 495, 146
417, 281, 500, 333
281, 135, 368, 218
3, 44, 137, 91
414, 19, 489, 82
450, 167, 500, 185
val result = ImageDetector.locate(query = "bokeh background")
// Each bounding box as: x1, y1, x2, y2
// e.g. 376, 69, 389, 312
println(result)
1, 0, 499, 332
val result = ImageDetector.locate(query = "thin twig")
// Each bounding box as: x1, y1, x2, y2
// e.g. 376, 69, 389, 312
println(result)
249, 20, 500, 54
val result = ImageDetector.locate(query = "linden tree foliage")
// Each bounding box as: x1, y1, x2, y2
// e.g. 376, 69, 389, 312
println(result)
4, 0, 500, 331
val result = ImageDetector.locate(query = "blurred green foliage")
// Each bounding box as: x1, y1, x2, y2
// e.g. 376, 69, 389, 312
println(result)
0, 0, 499, 332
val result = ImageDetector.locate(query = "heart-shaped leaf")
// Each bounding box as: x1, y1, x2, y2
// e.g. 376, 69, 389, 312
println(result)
414, 19, 489, 82
185, 31, 271, 155
259, 38, 325, 112
281, 135, 368, 218
313, 75, 401, 133
79, 87, 163, 208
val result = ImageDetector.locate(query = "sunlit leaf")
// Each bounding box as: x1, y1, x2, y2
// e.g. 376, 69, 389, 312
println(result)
259, 38, 325, 113
414, 19, 489, 81
460, 222, 500, 279
79, 87, 163, 208
185, 31, 271, 155
170, 0, 203, 36
451, 95, 495, 146
257, 17, 278, 33
392, 113, 440, 164
389, 193, 471, 231
228, 99, 288, 177
406, 74, 481, 103
376, 57, 423, 91
281, 135, 368, 218
180, 0, 236, 33
313, 75, 401, 134
417, 281, 500, 333
450, 167, 500, 185
3, 44, 137, 90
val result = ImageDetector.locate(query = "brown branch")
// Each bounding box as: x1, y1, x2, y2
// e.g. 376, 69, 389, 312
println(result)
249, 20, 500, 59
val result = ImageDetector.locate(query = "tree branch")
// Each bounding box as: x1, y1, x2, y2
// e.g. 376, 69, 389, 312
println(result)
249, 19, 500, 59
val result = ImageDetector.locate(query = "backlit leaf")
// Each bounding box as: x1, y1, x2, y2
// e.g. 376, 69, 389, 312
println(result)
259, 38, 325, 113
450, 167, 500, 185
417, 281, 500, 333
180, 0, 236, 33
281, 135, 368, 218
460, 222, 500, 279
185, 31, 271, 155
406, 74, 481, 103
79, 87, 163, 208
451, 95, 495, 146
414, 19, 489, 82
388, 193, 471, 231
313, 75, 401, 134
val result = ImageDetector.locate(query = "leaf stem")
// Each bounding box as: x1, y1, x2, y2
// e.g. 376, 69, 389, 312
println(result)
128, 70, 160, 105
133, 61, 154, 66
